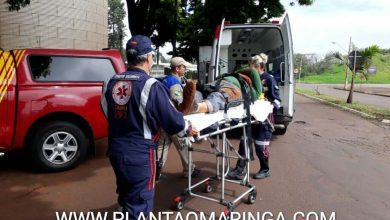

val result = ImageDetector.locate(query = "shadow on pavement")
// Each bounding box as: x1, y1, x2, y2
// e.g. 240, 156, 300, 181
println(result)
0, 139, 113, 220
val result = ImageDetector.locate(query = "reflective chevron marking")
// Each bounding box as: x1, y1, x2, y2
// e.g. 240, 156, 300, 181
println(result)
0, 50, 26, 103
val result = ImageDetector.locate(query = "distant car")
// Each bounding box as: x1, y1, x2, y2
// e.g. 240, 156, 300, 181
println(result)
0, 48, 126, 171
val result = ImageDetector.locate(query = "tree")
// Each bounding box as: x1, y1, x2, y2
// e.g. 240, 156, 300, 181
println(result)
346, 45, 380, 103
108, 0, 127, 52
126, 0, 158, 37
176, 0, 282, 61
297, 53, 329, 77
126, 0, 313, 61
8, 0, 314, 61
176, 0, 313, 61
6, 0, 30, 11
289, 0, 314, 6
152, 0, 179, 48
360, 45, 380, 75
125, 0, 183, 63
126, 0, 176, 48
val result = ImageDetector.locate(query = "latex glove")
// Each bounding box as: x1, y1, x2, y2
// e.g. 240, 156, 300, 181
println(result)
191, 126, 199, 137
186, 121, 199, 137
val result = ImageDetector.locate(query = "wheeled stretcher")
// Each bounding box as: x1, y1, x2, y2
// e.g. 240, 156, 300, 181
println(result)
173, 99, 273, 214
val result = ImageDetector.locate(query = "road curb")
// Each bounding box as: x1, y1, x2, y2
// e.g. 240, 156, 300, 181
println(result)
333, 87, 390, 98
296, 92, 376, 119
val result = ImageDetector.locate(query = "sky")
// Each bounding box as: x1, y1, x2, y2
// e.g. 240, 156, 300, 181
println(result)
282, 0, 390, 55
122, 0, 390, 56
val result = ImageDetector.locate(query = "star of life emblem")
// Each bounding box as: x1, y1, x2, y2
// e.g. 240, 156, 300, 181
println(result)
112, 81, 132, 105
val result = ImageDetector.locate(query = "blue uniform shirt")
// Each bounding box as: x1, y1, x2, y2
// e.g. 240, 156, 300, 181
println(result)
102, 68, 189, 154
261, 72, 281, 109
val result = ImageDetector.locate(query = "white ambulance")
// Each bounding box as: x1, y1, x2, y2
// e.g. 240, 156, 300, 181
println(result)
198, 14, 294, 135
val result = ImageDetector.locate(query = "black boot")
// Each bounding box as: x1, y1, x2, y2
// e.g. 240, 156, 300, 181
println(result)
227, 159, 247, 180
253, 156, 269, 179
253, 144, 270, 179
253, 169, 270, 179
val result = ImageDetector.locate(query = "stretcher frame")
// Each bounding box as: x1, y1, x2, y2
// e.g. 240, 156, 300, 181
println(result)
174, 108, 258, 215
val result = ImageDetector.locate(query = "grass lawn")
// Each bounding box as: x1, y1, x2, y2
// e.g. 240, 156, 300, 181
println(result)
301, 54, 390, 84
295, 87, 390, 120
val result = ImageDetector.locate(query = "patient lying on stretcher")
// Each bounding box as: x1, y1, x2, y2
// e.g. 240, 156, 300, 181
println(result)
179, 56, 263, 115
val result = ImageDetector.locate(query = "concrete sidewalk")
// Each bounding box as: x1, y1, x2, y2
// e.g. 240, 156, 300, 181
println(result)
333, 84, 390, 97
296, 84, 390, 110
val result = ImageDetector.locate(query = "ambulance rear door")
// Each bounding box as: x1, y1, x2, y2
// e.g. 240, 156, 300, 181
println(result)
280, 13, 294, 119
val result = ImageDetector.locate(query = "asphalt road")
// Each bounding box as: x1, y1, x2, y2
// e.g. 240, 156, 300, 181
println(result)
0, 95, 389, 220
297, 83, 390, 109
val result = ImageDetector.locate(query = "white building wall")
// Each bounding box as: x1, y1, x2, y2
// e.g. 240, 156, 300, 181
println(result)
0, 0, 108, 50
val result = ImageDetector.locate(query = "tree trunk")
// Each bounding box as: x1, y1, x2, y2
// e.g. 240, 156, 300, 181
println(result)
172, 0, 178, 56
156, 47, 160, 65
127, 0, 157, 36
343, 68, 349, 90
347, 70, 355, 103
347, 50, 357, 104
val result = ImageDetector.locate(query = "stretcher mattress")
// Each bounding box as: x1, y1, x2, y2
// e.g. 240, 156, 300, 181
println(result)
184, 100, 273, 131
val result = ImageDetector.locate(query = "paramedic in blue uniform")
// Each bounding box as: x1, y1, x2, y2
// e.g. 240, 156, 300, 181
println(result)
101, 35, 197, 219
254, 53, 281, 179
227, 53, 281, 180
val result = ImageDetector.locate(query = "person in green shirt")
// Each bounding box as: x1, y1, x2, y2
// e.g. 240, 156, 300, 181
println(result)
228, 53, 278, 180
192, 57, 263, 114
234, 67, 262, 101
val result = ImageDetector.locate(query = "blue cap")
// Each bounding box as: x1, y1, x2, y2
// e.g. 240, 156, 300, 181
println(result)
126, 35, 155, 56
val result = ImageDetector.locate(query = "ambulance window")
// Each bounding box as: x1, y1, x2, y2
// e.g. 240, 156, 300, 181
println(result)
29, 55, 116, 82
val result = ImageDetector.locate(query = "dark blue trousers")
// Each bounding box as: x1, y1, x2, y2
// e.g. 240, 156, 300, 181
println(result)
109, 148, 155, 219
239, 122, 272, 171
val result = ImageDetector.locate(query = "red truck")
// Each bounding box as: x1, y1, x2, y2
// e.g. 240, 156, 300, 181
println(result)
0, 48, 126, 171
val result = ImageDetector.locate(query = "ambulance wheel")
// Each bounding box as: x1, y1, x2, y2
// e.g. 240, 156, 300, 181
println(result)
274, 123, 288, 135
30, 121, 88, 172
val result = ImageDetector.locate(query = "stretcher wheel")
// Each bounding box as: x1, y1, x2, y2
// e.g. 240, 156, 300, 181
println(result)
247, 190, 257, 204
174, 196, 185, 211
223, 209, 231, 220
204, 183, 213, 193
175, 201, 184, 211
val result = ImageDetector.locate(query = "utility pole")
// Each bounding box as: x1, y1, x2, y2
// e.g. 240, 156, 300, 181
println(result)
347, 50, 360, 104
298, 57, 303, 83
344, 37, 352, 90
